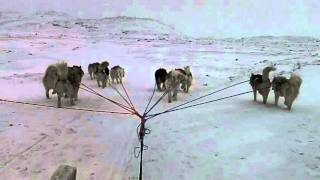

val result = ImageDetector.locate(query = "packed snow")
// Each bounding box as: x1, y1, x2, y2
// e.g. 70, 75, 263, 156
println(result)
0, 11, 319, 180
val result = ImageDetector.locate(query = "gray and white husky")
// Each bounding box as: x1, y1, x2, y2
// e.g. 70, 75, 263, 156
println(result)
175, 66, 193, 93
110, 65, 125, 84
96, 66, 110, 88
165, 69, 189, 103
42, 62, 84, 107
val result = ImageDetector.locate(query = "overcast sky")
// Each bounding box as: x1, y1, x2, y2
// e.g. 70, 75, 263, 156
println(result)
1, 0, 320, 38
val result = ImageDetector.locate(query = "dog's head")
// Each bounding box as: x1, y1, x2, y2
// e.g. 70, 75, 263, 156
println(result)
264, 66, 277, 72
184, 66, 190, 71
72, 66, 84, 77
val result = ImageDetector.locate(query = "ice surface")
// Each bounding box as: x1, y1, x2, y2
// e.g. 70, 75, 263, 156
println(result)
0, 11, 319, 180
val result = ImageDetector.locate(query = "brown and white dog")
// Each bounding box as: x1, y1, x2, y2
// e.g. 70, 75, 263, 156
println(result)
165, 69, 189, 103
249, 66, 276, 104
272, 74, 302, 110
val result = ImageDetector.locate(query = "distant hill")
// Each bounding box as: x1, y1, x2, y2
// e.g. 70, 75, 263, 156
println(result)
0, 11, 177, 38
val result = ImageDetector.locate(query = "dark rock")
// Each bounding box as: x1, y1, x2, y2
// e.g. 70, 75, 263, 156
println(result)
51, 165, 77, 180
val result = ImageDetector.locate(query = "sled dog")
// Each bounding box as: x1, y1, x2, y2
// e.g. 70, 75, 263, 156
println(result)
110, 65, 125, 84
96, 66, 110, 88
249, 66, 276, 104
175, 66, 193, 93
155, 68, 168, 91
43, 62, 84, 107
272, 74, 302, 110
165, 69, 188, 103
88, 62, 100, 80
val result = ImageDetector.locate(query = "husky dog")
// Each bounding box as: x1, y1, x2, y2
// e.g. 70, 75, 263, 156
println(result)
88, 62, 99, 80
54, 79, 75, 108
175, 66, 193, 93
249, 66, 276, 104
96, 66, 109, 88
42, 62, 68, 99
155, 68, 168, 91
43, 65, 59, 99
272, 74, 302, 110
67, 65, 84, 100
43, 62, 85, 107
98, 61, 109, 72
43, 62, 75, 107
110, 65, 125, 84
165, 70, 188, 103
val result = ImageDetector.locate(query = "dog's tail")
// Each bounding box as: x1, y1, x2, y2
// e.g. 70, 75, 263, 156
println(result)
289, 74, 302, 100
121, 68, 125, 77
56, 62, 68, 80
262, 66, 276, 81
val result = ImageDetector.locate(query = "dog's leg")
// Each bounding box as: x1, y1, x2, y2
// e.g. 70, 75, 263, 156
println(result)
89, 72, 93, 80
274, 93, 279, 106
283, 90, 288, 106
284, 97, 289, 105
173, 87, 178, 101
163, 83, 167, 91
181, 82, 186, 92
45, 88, 50, 99
286, 97, 292, 110
253, 89, 257, 101
157, 82, 162, 91
57, 94, 62, 108
74, 86, 79, 101
285, 92, 294, 110
186, 82, 191, 93
70, 95, 75, 106
67, 84, 75, 106
288, 102, 292, 110
262, 89, 270, 104
156, 79, 162, 91
97, 79, 100, 87
168, 90, 172, 103
103, 78, 106, 88
69, 94, 75, 106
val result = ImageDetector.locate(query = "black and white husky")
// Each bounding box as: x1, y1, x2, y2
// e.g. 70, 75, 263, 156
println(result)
155, 68, 168, 91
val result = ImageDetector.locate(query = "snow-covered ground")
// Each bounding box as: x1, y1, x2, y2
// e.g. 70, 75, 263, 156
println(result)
0, 12, 319, 180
